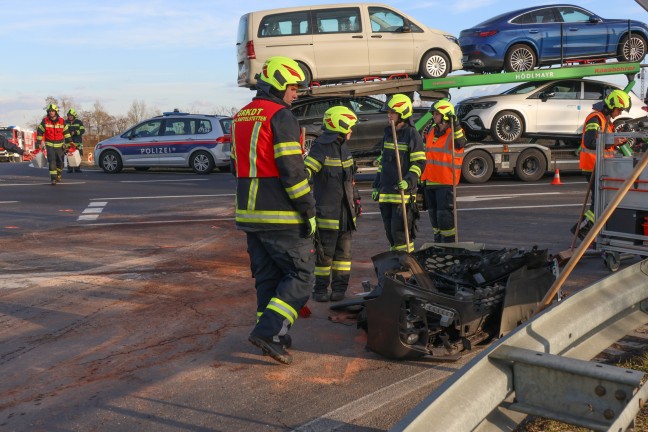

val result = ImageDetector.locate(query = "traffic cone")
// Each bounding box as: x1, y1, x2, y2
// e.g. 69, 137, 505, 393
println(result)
551, 168, 562, 185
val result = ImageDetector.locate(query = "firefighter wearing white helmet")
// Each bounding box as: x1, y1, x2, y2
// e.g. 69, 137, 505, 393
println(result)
304, 106, 361, 302
420, 99, 466, 243
573, 89, 631, 240
372, 94, 426, 252
36, 103, 74, 185
232, 56, 316, 365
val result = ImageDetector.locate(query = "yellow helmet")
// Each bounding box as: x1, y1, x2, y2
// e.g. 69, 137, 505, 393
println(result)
67, 108, 77, 117
259, 56, 306, 91
46, 103, 59, 113
605, 89, 631, 111
386, 94, 413, 119
432, 99, 455, 121
323, 106, 358, 134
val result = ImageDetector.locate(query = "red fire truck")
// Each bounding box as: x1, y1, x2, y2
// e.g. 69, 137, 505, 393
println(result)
0, 125, 36, 162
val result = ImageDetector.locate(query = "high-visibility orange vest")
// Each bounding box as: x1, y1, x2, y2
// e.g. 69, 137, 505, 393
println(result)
579, 111, 614, 172
420, 126, 463, 186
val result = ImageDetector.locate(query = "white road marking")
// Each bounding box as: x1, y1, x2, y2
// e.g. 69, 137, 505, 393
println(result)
119, 179, 210, 183
78, 201, 108, 221
0, 201, 19, 204
458, 192, 563, 202
91, 194, 234, 200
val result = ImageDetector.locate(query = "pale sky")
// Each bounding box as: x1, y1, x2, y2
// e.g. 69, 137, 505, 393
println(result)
1, 0, 646, 129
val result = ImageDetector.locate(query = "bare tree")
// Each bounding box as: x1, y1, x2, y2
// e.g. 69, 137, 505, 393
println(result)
126, 100, 151, 126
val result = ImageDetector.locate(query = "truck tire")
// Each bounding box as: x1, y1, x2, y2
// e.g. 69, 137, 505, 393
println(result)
462, 150, 493, 184
492, 110, 523, 144
515, 148, 546, 182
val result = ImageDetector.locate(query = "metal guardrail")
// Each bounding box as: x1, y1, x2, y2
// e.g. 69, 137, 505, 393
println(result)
392, 259, 648, 432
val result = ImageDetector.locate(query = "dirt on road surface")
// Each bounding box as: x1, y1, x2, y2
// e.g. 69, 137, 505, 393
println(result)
0, 208, 618, 431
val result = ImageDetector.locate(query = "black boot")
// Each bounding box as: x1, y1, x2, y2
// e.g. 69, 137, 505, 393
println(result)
330, 291, 346, 302
67, 168, 73, 173
312, 290, 329, 302
248, 335, 292, 364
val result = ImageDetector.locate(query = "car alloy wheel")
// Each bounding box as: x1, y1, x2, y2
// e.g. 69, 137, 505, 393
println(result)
619, 34, 647, 62
504, 44, 536, 72
420, 50, 450, 78
190, 151, 214, 174
100, 150, 123, 174
492, 111, 523, 143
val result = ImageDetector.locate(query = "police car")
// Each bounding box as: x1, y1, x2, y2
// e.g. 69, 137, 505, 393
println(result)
94, 111, 232, 174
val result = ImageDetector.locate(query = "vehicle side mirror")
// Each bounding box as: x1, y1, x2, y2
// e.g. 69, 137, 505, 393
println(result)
540, 91, 555, 102
402, 22, 411, 33
589, 16, 602, 23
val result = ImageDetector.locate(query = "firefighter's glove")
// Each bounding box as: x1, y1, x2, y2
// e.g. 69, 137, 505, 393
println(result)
396, 179, 409, 191
307, 216, 317, 238
371, 189, 379, 201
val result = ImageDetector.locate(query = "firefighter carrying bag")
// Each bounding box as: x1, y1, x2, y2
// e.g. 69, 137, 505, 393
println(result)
32, 151, 47, 168
67, 150, 81, 167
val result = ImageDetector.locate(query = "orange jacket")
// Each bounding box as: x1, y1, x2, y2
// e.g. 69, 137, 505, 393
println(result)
579, 111, 614, 172
420, 126, 464, 186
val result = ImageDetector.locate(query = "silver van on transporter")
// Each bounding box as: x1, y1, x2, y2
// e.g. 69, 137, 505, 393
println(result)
237, 3, 463, 87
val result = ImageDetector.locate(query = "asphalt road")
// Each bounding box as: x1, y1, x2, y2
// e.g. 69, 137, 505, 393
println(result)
0, 162, 638, 431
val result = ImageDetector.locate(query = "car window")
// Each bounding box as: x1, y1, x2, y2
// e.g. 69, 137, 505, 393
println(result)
583, 82, 605, 100
368, 7, 407, 33
131, 120, 162, 138
503, 82, 546, 95
557, 7, 591, 23
515, 8, 558, 24
313, 8, 361, 33
259, 11, 310, 37
197, 119, 212, 134
349, 97, 384, 113
305, 100, 336, 117
544, 81, 580, 99
164, 119, 192, 136
219, 118, 232, 134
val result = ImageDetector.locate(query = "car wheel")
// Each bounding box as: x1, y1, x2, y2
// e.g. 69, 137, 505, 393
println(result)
134, 167, 150, 171
492, 111, 524, 143
419, 50, 450, 78
465, 130, 488, 142
303, 134, 317, 157
461, 150, 493, 184
515, 148, 546, 182
617, 34, 647, 63
190, 151, 215, 174
296, 61, 312, 87
504, 44, 536, 72
614, 118, 636, 149
100, 150, 123, 174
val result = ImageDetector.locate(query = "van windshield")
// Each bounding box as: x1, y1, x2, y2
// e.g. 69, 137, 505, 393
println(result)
237, 15, 249, 43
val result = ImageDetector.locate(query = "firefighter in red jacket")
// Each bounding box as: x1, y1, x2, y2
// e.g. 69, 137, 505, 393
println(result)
573, 89, 630, 239
232, 56, 316, 365
372, 94, 426, 252
420, 100, 466, 243
304, 106, 361, 302
36, 103, 73, 185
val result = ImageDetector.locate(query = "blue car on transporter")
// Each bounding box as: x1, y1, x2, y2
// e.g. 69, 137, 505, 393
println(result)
459, 4, 648, 72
